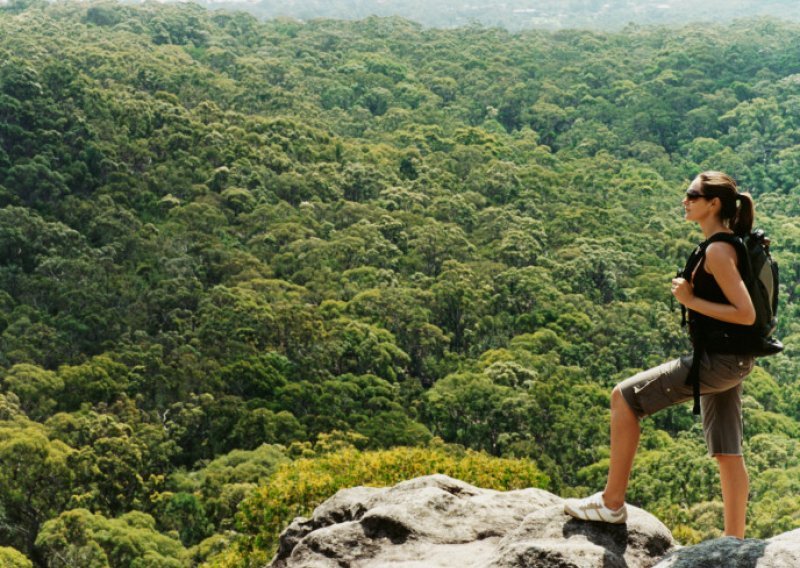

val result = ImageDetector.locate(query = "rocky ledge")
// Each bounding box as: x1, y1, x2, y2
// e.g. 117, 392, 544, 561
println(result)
268, 474, 800, 567
268, 474, 672, 567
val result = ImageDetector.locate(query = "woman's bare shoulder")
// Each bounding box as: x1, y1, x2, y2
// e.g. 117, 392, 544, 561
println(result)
705, 240, 739, 273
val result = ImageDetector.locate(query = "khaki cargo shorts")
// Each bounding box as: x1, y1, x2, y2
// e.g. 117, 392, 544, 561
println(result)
618, 352, 755, 456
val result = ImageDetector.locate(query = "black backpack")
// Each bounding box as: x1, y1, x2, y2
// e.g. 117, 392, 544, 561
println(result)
679, 230, 783, 414
735, 230, 782, 354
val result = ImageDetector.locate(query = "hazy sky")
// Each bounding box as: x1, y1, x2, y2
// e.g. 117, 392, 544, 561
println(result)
189, 0, 800, 30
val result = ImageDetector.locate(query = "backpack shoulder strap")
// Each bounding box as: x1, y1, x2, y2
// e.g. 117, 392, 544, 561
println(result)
680, 242, 708, 280
706, 232, 745, 250
679, 240, 710, 327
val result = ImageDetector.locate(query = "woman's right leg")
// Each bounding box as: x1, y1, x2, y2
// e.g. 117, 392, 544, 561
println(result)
603, 386, 641, 510
565, 359, 685, 522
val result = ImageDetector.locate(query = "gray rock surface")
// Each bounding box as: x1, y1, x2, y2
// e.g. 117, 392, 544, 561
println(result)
654, 529, 800, 568
268, 474, 676, 567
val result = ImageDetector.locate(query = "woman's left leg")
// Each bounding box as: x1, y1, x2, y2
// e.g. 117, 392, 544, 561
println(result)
702, 357, 752, 539
716, 454, 749, 538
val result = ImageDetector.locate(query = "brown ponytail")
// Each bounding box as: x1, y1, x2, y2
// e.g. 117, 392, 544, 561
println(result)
732, 192, 754, 236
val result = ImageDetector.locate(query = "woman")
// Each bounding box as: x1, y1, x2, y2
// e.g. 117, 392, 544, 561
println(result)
564, 171, 757, 539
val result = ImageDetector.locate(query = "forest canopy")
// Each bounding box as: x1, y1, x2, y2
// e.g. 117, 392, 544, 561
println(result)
0, 1, 798, 566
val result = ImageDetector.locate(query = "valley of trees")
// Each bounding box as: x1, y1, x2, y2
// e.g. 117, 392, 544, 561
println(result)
0, 1, 798, 566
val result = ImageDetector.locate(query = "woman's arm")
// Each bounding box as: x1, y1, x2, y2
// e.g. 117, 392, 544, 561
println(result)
671, 241, 756, 326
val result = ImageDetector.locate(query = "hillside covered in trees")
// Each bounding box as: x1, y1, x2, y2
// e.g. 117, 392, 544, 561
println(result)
0, 1, 799, 566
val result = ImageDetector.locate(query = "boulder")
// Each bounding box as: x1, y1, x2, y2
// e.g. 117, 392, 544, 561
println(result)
654, 529, 800, 568
268, 474, 676, 567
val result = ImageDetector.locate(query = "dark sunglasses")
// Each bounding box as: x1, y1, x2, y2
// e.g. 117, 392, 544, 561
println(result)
685, 189, 711, 200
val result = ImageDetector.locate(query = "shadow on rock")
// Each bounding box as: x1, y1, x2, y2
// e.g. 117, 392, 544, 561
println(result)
563, 518, 630, 567
361, 512, 413, 545
563, 518, 629, 556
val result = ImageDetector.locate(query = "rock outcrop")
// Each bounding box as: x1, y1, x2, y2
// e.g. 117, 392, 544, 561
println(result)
268, 474, 800, 567
654, 530, 800, 567
268, 474, 676, 567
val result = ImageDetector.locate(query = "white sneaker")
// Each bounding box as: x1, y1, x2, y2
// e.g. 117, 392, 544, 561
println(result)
564, 492, 628, 524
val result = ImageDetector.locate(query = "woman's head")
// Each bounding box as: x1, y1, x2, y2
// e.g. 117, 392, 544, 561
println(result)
685, 171, 754, 235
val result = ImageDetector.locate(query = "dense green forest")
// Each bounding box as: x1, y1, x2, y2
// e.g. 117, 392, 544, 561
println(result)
0, 1, 799, 566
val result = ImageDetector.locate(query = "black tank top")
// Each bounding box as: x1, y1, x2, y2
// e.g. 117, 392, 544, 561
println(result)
692, 258, 729, 305
689, 241, 750, 347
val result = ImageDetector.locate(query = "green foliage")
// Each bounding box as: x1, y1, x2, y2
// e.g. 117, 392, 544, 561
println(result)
168, 444, 288, 532
35, 509, 187, 568
0, 363, 62, 420
0, 418, 75, 555
58, 356, 131, 409
424, 371, 530, 455
0, 547, 33, 568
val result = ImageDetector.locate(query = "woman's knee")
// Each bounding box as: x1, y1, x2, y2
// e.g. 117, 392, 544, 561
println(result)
611, 386, 633, 415
611, 385, 628, 410
611, 385, 625, 406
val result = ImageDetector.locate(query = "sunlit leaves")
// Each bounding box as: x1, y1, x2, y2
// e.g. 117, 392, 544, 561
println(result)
234, 441, 548, 562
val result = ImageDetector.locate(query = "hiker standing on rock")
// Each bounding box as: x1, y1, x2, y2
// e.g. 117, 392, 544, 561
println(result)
565, 171, 773, 539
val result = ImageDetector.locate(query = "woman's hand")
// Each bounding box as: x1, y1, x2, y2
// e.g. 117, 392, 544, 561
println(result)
671, 277, 694, 306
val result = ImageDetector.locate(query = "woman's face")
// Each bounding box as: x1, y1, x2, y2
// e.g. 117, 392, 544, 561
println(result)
682, 178, 717, 222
